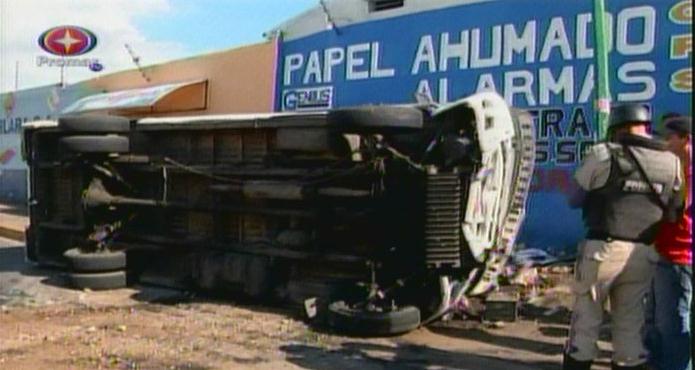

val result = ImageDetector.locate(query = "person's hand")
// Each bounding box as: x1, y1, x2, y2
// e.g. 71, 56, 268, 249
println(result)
568, 187, 586, 209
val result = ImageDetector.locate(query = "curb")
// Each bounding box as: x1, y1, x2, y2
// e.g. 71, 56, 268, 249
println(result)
0, 224, 24, 242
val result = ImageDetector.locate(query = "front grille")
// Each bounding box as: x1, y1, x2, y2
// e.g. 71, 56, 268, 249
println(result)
49, 168, 76, 223
424, 171, 462, 269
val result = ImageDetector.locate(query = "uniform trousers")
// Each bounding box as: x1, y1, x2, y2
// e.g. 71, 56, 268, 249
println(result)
566, 239, 659, 366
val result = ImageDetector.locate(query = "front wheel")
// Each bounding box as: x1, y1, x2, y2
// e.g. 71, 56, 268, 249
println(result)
59, 135, 130, 154
58, 115, 130, 133
327, 301, 421, 336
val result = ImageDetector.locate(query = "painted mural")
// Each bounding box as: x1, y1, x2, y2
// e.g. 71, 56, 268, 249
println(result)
276, 0, 693, 254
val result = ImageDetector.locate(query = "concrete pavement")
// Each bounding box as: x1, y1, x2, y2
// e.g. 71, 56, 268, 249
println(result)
0, 203, 28, 241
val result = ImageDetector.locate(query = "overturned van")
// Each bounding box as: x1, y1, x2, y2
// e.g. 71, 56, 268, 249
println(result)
22, 92, 534, 335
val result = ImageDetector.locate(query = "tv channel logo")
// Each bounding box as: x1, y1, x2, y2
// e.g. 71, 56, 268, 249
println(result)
38, 25, 97, 56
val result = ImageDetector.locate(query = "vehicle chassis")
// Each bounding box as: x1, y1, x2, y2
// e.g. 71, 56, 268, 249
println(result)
22, 93, 534, 334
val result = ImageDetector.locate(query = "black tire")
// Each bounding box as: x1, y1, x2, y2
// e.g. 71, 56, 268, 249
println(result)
58, 115, 130, 133
69, 271, 127, 290
327, 301, 421, 336
328, 106, 424, 132
63, 248, 126, 272
60, 135, 129, 154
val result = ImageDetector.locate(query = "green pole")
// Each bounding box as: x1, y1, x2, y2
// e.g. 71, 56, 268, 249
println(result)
593, 0, 611, 140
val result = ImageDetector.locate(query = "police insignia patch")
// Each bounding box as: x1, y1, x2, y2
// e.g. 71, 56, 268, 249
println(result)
623, 179, 664, 194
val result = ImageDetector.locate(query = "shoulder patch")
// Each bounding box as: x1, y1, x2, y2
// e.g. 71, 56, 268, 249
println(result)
588, 143, 611, 162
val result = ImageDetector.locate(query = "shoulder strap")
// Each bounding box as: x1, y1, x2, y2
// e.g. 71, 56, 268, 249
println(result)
622, 145, 668, 210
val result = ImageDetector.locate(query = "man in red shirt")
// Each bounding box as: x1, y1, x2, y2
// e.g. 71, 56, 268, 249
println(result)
648, 115, 692, 370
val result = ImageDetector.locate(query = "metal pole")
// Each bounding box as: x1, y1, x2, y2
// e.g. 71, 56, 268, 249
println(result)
593, 0, 612, 140
14, 61, 18, 90
60, 58, 65, 88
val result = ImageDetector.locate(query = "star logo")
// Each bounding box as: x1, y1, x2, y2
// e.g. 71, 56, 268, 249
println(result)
55, 29, 82, 54
38, 26, 97, 56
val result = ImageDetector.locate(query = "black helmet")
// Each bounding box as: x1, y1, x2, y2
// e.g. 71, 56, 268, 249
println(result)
609, 104, 651, 130
664, 115, 692, 135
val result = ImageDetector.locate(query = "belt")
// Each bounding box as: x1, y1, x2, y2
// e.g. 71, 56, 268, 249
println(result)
586, 230, 652, 244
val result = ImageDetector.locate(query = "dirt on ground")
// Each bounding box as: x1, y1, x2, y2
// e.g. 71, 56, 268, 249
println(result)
0, 238, 614, 370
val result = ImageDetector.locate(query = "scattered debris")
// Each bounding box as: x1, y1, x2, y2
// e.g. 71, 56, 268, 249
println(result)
485, 321, 506, 329
483, 290, 519, 323
304, 297, 318, 319
511, 248, 559, 267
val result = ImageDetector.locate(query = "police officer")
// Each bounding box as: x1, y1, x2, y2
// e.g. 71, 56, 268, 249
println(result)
563, 104, 683, 370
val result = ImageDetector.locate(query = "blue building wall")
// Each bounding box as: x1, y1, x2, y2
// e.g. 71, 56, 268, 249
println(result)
275, 0, 692, 255
1, 84, 95, 203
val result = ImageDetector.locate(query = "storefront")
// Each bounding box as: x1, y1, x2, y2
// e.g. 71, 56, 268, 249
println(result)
75, 41, 278, 116
272, 0, 693, 254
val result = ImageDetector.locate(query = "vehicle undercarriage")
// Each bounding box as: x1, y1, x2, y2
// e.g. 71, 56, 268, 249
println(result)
23, 92, 535, 335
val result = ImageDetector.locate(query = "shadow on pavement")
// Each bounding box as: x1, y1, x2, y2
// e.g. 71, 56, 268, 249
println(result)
539, 326, 569, 338
129, 283, 301, 319
281, 341, 561, 370
426, 304, 613, 369
0, 203, 28, 217
1, 240, 305, 321
0, 244, 73, 289
0, 245, 25, 273
430, 325, 564, 356
519, 303, 572, 325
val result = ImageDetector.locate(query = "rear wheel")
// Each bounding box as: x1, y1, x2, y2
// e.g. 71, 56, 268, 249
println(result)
68, 271, 127, 290
63, 248, 126, 272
